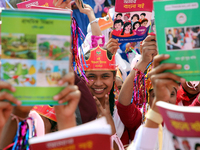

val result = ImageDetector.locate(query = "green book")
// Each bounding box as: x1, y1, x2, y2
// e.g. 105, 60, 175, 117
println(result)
154, 0, 200, 81
1, 9, 71, 105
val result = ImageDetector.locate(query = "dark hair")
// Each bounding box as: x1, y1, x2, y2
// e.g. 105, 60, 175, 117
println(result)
195, 143, 200, 150
172, 135, 177, 140
186, 28, 190, 32
110, 76, 116, 116
48, 118, 58, 132
132, 21, 141, 30
116, 13, 122, 18
168, 29, 171, 32
114, 19, 124, 26
173, 37, 178, 43
121, 22, 133, 35
131, 14, 139, 20
140, 13, 146, 16
166, 36, 170, 42
141, 19, 148, 24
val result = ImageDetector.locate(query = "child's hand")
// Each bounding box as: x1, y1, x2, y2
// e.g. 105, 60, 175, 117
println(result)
140, 35, 157, 64
106, 38, 120, 55
53, 0, 71, 9
53, 72, 81, 130
94, 94, 116, 135
148, 55, 185, 110
75, 0, 93, 16
0, 81, 21, 129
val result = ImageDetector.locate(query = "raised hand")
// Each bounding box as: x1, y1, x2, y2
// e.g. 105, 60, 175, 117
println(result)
75, 0, 93, 16
140, 35, 157, 64
106, 38, 120, 55
94, 94, 116, 135
148, 54, 185, 111
53, 72, 81, 130
53, 0, 71, 9
0, 81, 21, 131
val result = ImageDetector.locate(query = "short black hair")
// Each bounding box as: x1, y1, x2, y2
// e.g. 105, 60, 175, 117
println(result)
114, 19, 124, 26
116, 13, 122, 18
195, 143, 200, 150
140, 13, 146, 16
173, 37, 178, 43
131, 14, 139, 20
141, 19, 148, 24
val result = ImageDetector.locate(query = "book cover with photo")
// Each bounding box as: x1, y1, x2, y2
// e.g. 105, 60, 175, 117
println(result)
156, 101, 200, 150
154, 0, 200, 81
112, 0, 153, 43
29, 117, 111, 150
1, 9, 71, 105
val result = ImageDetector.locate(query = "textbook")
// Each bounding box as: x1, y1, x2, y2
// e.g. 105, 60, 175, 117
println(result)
1, 9, 71, 105
112, 0, 153, 43
17, 0, 55, 9
154, 0, 200, 81
156, 101, 200, 150
29, 117, 112, 150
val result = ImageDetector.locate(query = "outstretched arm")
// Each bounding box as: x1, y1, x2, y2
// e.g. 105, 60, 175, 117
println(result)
75, 0, 102, 36
118, 35, 157, 106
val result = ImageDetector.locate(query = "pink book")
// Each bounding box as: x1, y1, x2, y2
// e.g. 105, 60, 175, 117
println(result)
30, 5, 67, 11
17, 0, 55, 9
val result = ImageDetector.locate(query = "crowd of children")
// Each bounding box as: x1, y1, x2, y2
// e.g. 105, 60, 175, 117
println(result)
0, 0, 200, 150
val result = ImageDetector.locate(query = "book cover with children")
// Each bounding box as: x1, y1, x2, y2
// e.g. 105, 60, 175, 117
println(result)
1, 9, 71, 105
112, 0, 153, 43
154, 0, 200, 81
156, 101, 200, 150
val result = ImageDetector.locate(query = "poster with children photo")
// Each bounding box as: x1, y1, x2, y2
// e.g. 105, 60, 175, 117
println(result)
112, 0, 153, 43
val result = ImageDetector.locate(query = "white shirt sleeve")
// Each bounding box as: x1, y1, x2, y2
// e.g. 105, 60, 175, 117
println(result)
128, 125, 159, 150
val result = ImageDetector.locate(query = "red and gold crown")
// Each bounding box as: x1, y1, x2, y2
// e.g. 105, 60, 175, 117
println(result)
83, 46, 116, 71
32, 105, 57, 122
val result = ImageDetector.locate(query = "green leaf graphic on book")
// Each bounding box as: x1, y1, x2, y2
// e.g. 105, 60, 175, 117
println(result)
3, 73, 11, 80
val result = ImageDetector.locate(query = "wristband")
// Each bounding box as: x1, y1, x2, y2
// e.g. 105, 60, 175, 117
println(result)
145, 109, 163, 124
90, 19, 98, 25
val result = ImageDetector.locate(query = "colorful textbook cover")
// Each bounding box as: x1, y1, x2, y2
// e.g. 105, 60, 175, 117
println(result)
154, 0, 200, 81
156, 101, 200, 150
1, 9, 71, 105
112, 0, 153, 43
29, 117, 111, 150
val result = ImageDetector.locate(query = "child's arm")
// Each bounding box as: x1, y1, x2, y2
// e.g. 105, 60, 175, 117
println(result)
53, 0, 71, 9
75, 0, 101, 36
118, 35, 157, 106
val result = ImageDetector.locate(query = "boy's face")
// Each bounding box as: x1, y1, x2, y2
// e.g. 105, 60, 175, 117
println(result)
124, 16, 128, 21
141, 15, 145, 20
141, 21, 148, 27
116, 15, 122, 20
115, 23, 122, 31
